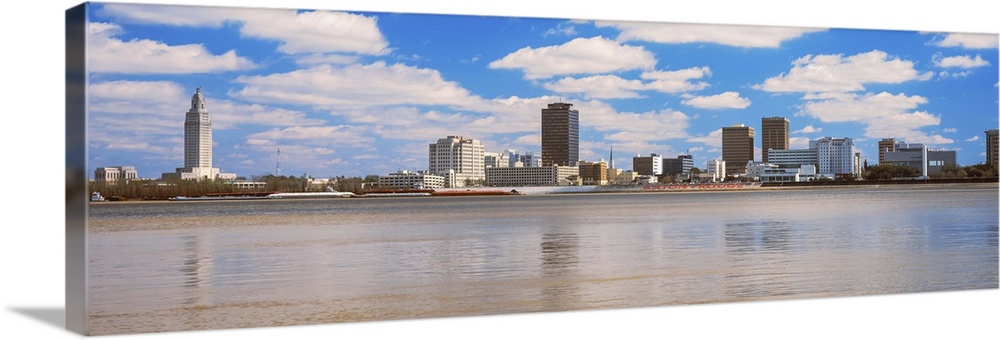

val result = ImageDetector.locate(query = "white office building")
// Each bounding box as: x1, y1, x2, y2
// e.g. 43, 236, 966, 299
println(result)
485, 165, 579, 187
706, 159, 726, 182
429, 136, 485, 187
377, 170, 445, 189
811, 137, 856, 177
94, 166, 138, 184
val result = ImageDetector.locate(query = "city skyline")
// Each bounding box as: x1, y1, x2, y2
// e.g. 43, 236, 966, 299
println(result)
84, 2, 999, 179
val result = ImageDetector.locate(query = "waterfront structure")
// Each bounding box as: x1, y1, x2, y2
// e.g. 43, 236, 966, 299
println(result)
706, 159, 726, 182
377, 170, 445, 189
94, 166, 137, 184
541, 102, 579, 167
987, 129, 999, 166
761, 116, 789, 163
878, 138, 895, 164
485, 165, 579, 187
162, 88, 236, 181
747, 162, 817, 183
429, 135, 485, 187
578, 160, 608, 185
722, 124, 754, 175
811, 137, 856, 177
633, 153, 663, 176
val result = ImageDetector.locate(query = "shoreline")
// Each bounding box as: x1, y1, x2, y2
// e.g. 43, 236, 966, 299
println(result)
88, 180, 998, 204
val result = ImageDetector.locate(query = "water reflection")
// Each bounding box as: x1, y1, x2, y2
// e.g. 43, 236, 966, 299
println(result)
539, 229, 580, 310
723, 221, 794, 299
179, 234, 214, 307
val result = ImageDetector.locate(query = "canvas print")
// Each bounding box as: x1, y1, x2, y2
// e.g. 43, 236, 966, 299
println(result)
66, 1, 999, 336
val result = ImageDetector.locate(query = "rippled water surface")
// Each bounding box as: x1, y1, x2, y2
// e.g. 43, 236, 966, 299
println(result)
87, 185, 999, 335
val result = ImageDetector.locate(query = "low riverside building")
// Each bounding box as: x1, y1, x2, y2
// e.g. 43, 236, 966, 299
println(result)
706, 159, 725, 182
376, 170, 445, 189
882, 140, 957, 177
486, 165, 579, 187
578, 160, 608, 185
633, 153, 663, 176
94, 166, 138, 184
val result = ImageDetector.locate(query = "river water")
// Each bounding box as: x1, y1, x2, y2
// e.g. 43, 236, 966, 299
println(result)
86, 184, 999, 335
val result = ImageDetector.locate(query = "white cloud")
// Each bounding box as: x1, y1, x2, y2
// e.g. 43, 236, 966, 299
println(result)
544, 75, 648, 99
595, 21, 825, 48
681, 92, 751, 109
933, 54, 991, 68
543, 22, 578, 37
965, 135, 980, 142
793, 125, 823, 134
231, 62, 488, 110
929, 32, 999, 49
543, 67, 712, 99
943, 128, 958, 133
98, 4, 389, 56
640, 67, 713, 93
488, 36, 657, 79
789, 137, 812, 149
88, 22, 256, 74
755, 50, 932, 94
686, 129, 723, 148
799, 92, 954, 145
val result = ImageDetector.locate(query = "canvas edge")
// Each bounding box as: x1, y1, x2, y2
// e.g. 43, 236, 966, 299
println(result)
65, 2, 89, 336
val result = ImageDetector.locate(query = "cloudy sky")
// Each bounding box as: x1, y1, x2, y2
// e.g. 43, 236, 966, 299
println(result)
84, 2, 999, 179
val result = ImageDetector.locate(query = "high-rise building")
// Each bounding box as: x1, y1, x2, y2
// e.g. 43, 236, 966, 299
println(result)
162, 87, 235, 181
761, 116, 789, 163
722, 124, 754, 175
811, 137, 856, 176
987, 129, 999, 166
541, 102, 579, 167
662, 154, 694, 176
878, 138, 895, 164
429, 135, 485, 187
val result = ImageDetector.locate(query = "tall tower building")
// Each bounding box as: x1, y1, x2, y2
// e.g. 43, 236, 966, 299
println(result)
541, 102, 579, 167
722, 124, 754, 175
429, 135, 485, 187
878, 138, 895, 164
162, 87, 235, 181
185, 87, 213, 169
986, 129, 999, 166
761, 116, 789, 163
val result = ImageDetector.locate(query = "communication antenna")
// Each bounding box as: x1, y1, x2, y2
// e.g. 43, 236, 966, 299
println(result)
276, 148, 281, 176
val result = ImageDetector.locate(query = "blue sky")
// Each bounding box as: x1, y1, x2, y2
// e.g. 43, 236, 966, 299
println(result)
84, 2, 999, 179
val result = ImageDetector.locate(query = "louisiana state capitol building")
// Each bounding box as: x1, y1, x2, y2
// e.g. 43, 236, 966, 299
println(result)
162, 87, 235, 181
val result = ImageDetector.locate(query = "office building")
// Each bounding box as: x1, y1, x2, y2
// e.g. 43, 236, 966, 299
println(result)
485, 165, 579, 187
633, 153, 663, 176
377, 170, 445, 189
578, 160, 608, 185
878, 138, 895, 164
761, 116, 789, 163
162, 87, 235, 181
722, 124, 754, 175
662, 154, 694, 176
811, 137, 856, 177
429, 135, 485, 187
541, 102, 579, 167
987, 129, 999, 166
706, 159, 726, 182
882, 140, 957, 177
94, 166, 137, 184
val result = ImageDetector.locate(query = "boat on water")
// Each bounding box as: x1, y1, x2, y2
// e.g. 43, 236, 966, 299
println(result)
91, 192, 105, 202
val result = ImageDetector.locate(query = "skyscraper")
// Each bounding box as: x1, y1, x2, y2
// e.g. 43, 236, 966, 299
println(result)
761, 116, 789, 163
987, 129, 998, 166
722, 124, 754, 175
541, 102, 579, 167
162, 87, 234, 180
